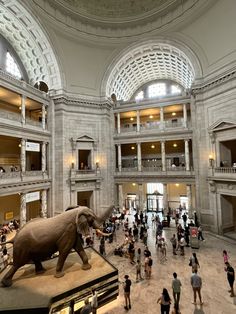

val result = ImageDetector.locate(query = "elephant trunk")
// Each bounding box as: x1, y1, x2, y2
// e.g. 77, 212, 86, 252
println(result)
95, 229, 111, 237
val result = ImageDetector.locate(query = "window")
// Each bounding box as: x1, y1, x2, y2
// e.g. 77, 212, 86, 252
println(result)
6, 51, 22, 79
148, 83, 166, 98
171, 85, 181, 95
135, 90, 144, 101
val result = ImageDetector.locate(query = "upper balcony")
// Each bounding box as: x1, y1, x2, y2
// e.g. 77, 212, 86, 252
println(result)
114, 101, 191, 138
0, 76, 50, 133
209, 167, 236, 181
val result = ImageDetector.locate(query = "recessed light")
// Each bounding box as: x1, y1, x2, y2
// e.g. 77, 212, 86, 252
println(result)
149, 115, 153, 119
130, 117, 134, 121
131, 146, 135, 150
175, 183, 179, 187
173, 143, 177, 147
172, 112, 176, 116
132, 183, 136, 186
151, 145, 155, 149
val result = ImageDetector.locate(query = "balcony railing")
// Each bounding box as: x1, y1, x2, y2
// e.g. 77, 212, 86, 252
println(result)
214, 167, 236, 174
117, 118, 191, 134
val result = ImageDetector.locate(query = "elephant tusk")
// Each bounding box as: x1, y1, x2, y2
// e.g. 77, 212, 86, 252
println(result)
96, 229, 111, 237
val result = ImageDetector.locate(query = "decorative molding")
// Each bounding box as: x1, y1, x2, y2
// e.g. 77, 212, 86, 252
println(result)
208, 119, 236, 133
192, 70, 236, 95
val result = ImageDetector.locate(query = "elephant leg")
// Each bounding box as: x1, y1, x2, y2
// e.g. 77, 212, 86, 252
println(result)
34, 260, 45, 274
74, 246, 91, 270
1, 265, 18, 287
54, 251, 70, 278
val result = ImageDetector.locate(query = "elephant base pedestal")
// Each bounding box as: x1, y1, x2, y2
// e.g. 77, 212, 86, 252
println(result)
0, 247, 119, 314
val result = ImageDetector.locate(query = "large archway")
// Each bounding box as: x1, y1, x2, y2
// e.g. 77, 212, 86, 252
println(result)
104, 38, 202, 101
0, 1, 62, 89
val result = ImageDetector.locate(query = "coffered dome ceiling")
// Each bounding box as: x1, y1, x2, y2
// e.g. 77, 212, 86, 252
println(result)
32, 0, 213, 38
53, 0, 179, 22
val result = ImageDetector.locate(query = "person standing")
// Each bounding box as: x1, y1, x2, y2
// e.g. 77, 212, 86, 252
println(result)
157, 288, 172, 314
225, 262, 235, 297
182, 213, 187, 228
189, 253, 200, 273
91, 289, 98, 314
197, 225, 204, 241
223, 250, 229, 264
172, 272, 182, 309
170, 234, 177, 255
80, 298, 92, 314
123, 274, 132, 310
190, 269, 203, 305
136, 259, 142, 281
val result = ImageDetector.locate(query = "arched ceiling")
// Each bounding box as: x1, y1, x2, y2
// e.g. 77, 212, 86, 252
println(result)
52, 0, 179, 22
106, 43, 196, 101
0, 0, 62, 89
31, 0, 215, 39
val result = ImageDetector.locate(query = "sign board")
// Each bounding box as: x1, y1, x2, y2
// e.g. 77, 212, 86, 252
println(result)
26, 142, 40, 152
26, 191, 40, 203
5, 211, 14, 220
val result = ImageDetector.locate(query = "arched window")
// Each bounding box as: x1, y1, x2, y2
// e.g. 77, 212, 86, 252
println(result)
6, 51, 22, 79
0, 34, 28, 82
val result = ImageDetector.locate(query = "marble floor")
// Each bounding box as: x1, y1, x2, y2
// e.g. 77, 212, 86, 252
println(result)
93, 212, 236, 314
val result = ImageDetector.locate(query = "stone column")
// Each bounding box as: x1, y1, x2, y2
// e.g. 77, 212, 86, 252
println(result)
41, 142, 46, 172
183, 103, 187, 128
185, 139, 190, 171
117, 113, 121, 134
118, 184, 123, 211
41, 189, 47, 218
118, 144, 122, 172
137, 142, 142, 171
138, 183, 144, 211
42, 104, 46, 130
21, 138, 26, 172
163, 183, 168, 213
20, 193, 27, 227
161, 141, 166, 171
187, 184, 192, 218
160, 107, 164, 129
136, 110, 140, 132
21, 95, 26, 125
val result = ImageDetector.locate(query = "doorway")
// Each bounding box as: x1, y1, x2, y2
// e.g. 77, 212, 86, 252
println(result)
77, 191, 93, 207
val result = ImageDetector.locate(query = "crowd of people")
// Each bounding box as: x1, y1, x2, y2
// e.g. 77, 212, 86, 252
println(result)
94, 207, 235, 314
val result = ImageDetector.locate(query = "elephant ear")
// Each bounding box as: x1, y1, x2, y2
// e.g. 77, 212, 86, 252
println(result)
76, 214, 90, 236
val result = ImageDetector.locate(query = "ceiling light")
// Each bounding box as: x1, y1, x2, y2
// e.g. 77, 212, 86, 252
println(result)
19, 106, 21, 110
173, 143, 177, 147
149, 115, 153, 119
151, 145, 155, 149
175, 183, 179, 187
172, 112, 176, 116
130, 117, 134, 121
132, 183, 136, 186
131, 146, 135, 150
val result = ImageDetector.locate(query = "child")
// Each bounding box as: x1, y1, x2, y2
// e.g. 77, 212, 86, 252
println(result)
223, 250, 229, 264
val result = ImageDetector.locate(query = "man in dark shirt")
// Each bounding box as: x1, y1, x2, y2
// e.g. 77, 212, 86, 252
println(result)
123, 274, 132, 310
225, 262, 235, 297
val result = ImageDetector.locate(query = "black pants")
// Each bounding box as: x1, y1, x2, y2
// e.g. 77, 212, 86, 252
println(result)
161, 304, 170, 314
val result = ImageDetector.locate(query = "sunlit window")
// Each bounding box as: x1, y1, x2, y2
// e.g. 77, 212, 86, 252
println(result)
135, 90, 144, 101
171, 85, 181, 95
148, 83, 166, 98
6, 51, 22, 79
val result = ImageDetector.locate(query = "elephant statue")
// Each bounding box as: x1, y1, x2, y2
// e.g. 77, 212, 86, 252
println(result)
1, 205, 113, 287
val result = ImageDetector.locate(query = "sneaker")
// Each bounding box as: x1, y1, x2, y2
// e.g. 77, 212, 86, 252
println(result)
200, 301, 204, 305
124, 306, 128, 310
192, 301, 197, 305
230, 294, 235, 297
129, 305, 131, 309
